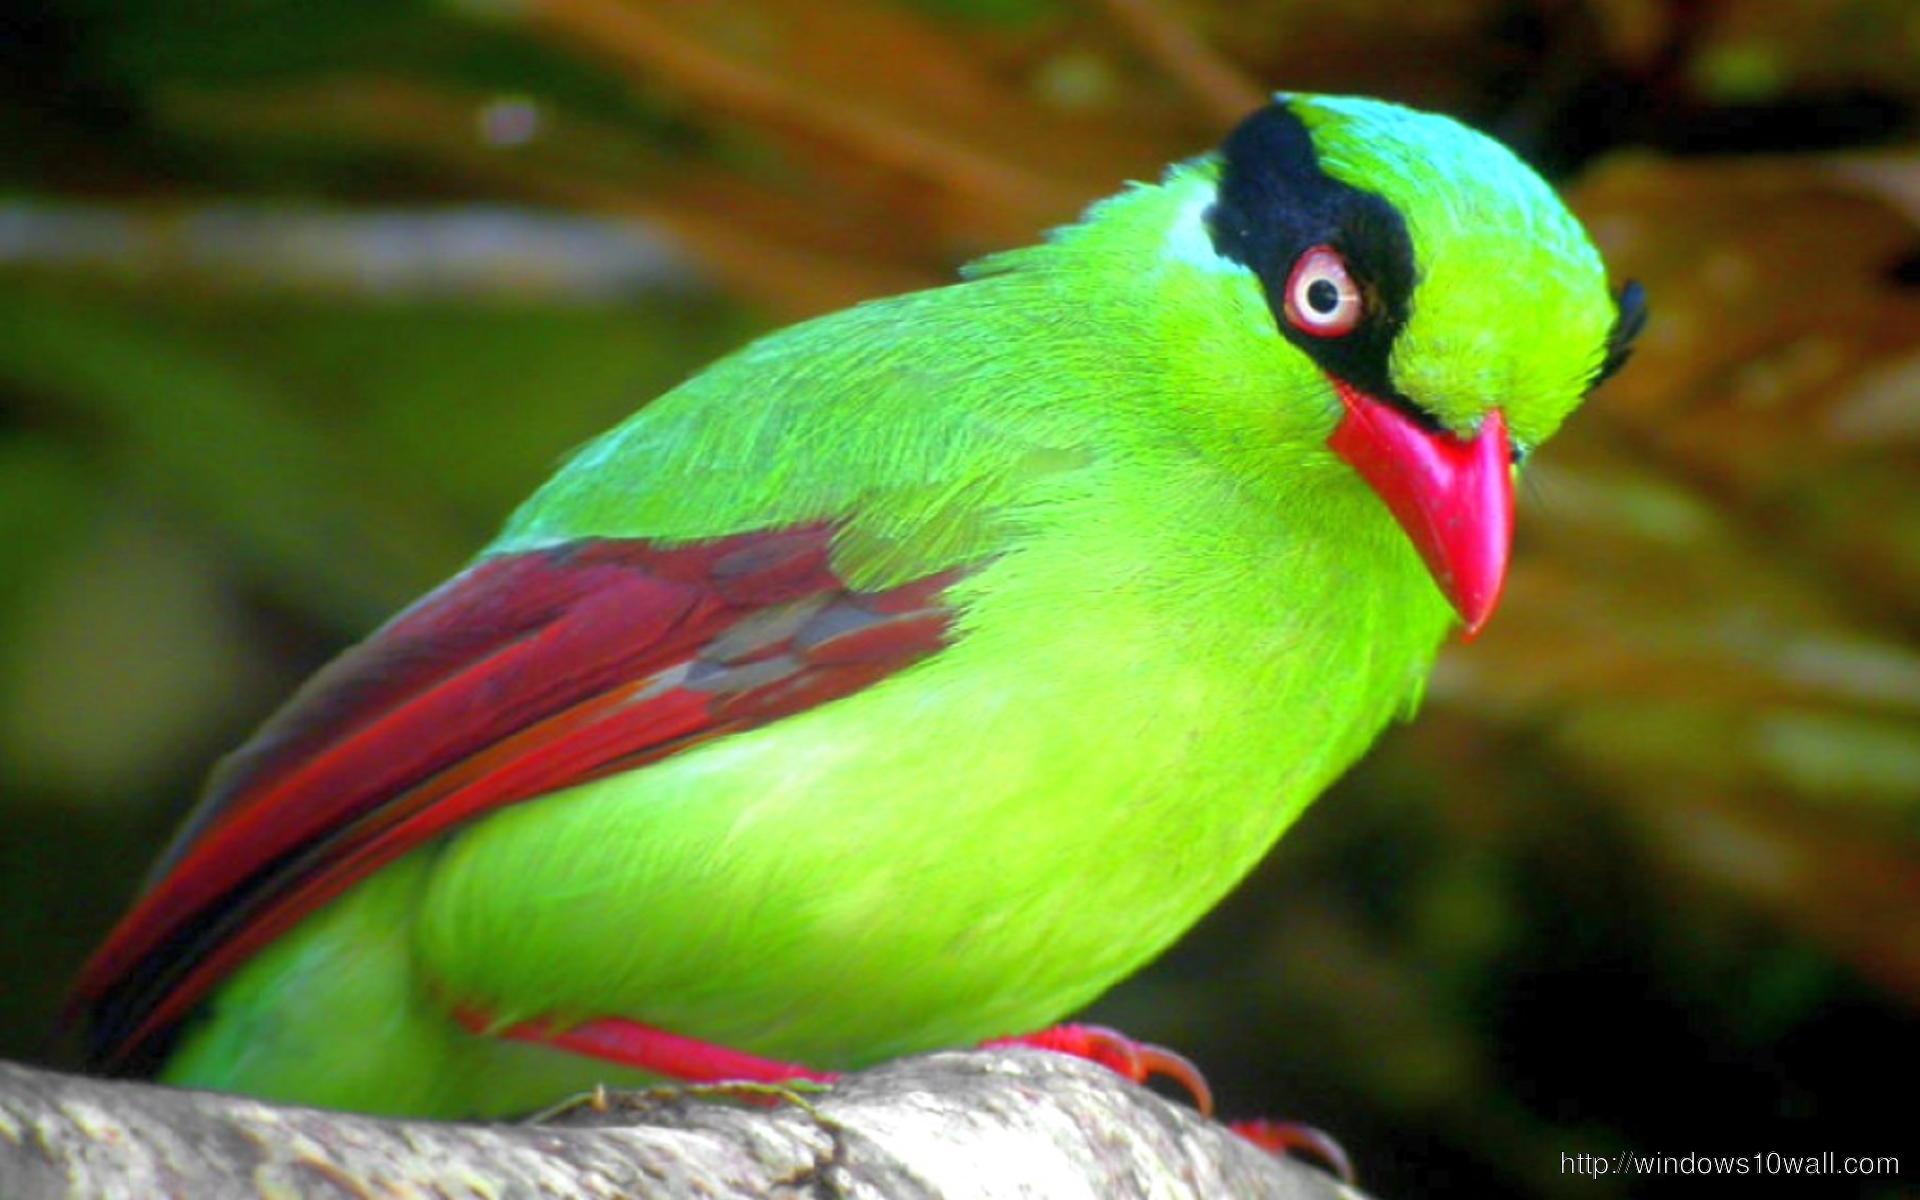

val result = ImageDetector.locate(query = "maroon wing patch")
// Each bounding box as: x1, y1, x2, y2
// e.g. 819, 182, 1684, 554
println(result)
74, 526, 959, 1072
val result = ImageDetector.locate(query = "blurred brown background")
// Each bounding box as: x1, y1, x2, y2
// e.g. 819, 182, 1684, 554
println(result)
2, 2, 1915, 1197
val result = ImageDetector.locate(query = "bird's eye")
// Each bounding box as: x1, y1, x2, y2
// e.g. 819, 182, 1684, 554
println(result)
1283, 245, 1363, 338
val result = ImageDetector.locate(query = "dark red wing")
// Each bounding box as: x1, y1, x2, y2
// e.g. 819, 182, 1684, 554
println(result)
74, 526, 958, 1072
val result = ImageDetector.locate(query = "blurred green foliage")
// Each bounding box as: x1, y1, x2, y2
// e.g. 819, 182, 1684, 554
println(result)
3, 2, 1916, 1198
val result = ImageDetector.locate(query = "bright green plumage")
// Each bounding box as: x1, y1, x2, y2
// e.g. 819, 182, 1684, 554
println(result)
115, 95, 1630, 1117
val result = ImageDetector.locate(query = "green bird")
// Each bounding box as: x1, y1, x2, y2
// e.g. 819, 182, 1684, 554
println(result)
74, 94, 1641, 1118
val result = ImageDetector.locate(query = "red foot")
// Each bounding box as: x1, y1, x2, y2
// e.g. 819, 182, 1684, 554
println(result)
983, 1023, 1214, 1117
1231, 1119, 1356, 1185
452, 1005, 835, 1085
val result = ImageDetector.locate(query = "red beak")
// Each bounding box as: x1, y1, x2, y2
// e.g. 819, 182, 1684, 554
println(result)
1327, 381, 1513, 639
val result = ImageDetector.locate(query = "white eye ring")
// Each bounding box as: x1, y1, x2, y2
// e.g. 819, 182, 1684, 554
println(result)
1283, 245, 1363, 338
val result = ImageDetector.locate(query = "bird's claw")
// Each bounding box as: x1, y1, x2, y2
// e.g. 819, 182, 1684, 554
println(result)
984, 1025, 1354, 1182
984, 1022, 1215, 1117
1230, 1118, 1357, 1185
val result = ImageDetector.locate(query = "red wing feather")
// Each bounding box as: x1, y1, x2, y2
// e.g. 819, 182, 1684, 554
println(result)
74, 526, 958, 1072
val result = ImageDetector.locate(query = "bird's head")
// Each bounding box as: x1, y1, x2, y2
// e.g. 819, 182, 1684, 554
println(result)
1149, 94, 1643, 636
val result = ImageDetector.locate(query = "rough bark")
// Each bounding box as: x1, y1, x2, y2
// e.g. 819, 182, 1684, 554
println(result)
0, 1050, 1365, 1199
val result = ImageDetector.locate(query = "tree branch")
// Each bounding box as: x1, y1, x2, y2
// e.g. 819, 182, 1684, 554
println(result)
0, 1050, 1364, 1198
